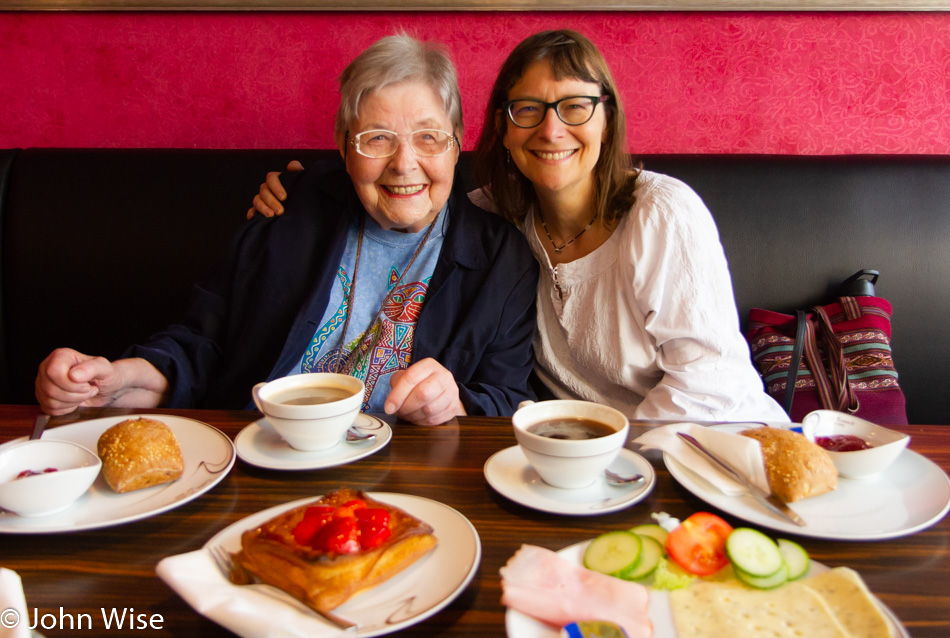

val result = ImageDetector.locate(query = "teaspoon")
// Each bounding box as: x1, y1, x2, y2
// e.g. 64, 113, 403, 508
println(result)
604, 469, 644, 485
345, 426, 376, 443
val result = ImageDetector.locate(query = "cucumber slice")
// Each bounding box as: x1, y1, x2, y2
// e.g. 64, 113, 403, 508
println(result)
726, 528, 784, 577
778, 538, 810, 580
624, 534, 664, 580
583, 530, 642, 578
735, 562, 789, 589
629, 523, 669, 550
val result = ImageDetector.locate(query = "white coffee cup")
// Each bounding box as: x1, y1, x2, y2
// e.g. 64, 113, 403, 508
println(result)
252, 373, 364, 451
512, 399, 629, 489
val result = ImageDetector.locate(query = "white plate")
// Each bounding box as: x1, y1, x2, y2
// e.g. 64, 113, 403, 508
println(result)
0, 414, 234, 534
484, 446, 656, 516
665, 423, 950, 540
235, 414, 392, 470
204, 492, 480, 637
505, 540, 908, 638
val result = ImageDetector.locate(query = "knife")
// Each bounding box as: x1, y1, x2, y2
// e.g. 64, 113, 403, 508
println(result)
677, 431, 806, 527
31, 414, 51, 440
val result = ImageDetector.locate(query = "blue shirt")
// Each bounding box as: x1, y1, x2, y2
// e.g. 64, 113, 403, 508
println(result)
293, 209, 447, 411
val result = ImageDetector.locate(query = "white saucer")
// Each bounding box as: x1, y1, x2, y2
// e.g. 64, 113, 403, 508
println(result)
235, 414, 391, 470
484, 446, 656, 516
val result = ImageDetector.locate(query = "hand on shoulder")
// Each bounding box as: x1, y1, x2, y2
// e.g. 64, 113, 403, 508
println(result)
245, 160, 305, 219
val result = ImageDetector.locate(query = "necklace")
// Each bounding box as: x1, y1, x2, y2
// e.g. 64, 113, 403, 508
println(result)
333, 212, 439, 376
538, 208, 597, 254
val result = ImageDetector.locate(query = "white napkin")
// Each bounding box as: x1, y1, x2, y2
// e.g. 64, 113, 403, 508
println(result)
0, 568, 31, 638
156, 550, 348, 638
633, 423, 770, 495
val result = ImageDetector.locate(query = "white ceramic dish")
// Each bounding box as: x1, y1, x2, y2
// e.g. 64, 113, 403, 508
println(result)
0, 440, 101, 517
504, 540, 908, 638
252, 372, 364, 451
664, 423, 950, 540
513, 400, 630, 489
484, 446, 656, 516
801, 410, 910, 479
0, 414, 235, 534
194, 493, 480, 637
235, 414, 391, 470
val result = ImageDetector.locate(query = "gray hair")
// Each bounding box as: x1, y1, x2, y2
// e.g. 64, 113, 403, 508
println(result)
334, 35, 463, 142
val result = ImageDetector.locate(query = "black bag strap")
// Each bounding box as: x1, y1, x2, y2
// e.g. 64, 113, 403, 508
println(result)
782, 309, 808, 416
778, 269, 878, 418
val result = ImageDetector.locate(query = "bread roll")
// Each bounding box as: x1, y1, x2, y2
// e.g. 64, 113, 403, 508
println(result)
97, 417, 184, 493
740, 427, 837, 503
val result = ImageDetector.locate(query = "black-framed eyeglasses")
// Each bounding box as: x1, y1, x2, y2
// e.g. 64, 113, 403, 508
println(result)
347, 129, 457, 158
503, 95, 610, 129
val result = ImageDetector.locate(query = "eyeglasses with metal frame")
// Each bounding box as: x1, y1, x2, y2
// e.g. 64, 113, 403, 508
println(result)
348, 129, 457, 158
503, 95, 610, 129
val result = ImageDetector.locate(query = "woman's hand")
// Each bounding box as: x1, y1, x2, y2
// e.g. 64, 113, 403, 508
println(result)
384, 358, 467, 426
35, 348, 169, 415
245, 160, 304, 219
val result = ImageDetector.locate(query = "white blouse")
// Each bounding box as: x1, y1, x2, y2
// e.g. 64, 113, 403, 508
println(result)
524, 171, 788, 423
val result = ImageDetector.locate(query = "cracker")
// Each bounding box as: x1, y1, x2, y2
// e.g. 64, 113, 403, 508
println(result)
801, 567, 894, 638
671, 580, 849, 638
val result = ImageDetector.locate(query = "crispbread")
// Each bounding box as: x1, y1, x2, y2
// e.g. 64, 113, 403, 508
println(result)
740, 427, 837, 502
234, 488, 437, 612
670, 579, 849, 638
801, 567, 894, 638
670, 567, 895, 638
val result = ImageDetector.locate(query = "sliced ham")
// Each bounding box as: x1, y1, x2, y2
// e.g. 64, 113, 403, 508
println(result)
500, 544, 653, 638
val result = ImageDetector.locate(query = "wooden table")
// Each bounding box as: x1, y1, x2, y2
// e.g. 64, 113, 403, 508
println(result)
1, 405, 948, 637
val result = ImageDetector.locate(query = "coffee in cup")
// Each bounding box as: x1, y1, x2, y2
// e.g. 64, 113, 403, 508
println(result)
269, 386, 355, 406
525, 417, 617, 440
513, 400, 629, 489
252, 373, 364, 451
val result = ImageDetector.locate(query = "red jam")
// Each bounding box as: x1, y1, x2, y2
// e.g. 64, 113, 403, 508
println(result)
15, 467, 58, 480
291, 498, 392, 554
815, 434, 872, 452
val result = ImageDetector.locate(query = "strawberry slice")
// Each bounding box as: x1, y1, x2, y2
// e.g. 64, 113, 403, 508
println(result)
291, 505, 335, 546
356, 508, 392, 550
311, 516, 360, 554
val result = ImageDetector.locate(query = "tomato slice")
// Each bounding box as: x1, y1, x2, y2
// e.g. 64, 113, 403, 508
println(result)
665, 512, 734, 576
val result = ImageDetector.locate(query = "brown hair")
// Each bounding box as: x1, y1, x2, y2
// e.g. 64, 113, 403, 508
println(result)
474, 29, 637, 226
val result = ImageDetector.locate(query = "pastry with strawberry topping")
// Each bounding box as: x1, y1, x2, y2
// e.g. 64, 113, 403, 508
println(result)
233, 488, 437, 613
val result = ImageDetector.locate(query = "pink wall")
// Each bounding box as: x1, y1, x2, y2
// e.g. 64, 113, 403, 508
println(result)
2, 11, 949, 154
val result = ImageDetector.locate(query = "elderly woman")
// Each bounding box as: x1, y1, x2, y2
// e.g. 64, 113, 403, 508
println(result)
250, 31, 786, 424
35, 35, 539, 425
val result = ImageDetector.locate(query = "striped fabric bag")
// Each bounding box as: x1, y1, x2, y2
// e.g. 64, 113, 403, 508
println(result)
746, 273, 907, 425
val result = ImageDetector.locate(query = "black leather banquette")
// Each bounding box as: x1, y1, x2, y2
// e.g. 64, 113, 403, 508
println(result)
1, 149, 948, 424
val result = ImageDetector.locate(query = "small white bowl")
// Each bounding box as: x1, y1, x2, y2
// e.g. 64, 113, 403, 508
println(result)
801, 410, 910, 479
0, 439, 102, 516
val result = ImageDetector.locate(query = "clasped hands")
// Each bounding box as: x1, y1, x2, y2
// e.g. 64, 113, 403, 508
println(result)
36, 348, 464, 426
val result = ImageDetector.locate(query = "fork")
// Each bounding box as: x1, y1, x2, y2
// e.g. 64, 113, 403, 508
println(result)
207, 544, 358, 631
